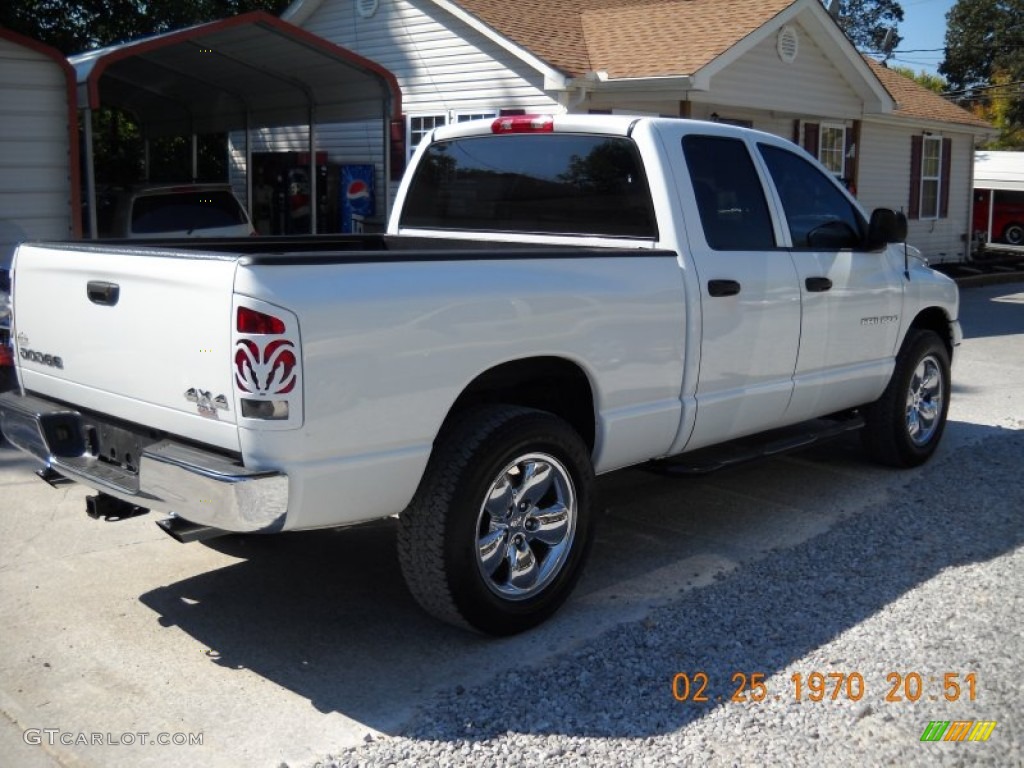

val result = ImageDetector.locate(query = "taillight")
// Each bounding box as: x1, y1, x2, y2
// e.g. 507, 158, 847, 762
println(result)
237, 306, 286, 334
0, 344, 12, 367
491, 114, 555, 134
233, 300, 301, 426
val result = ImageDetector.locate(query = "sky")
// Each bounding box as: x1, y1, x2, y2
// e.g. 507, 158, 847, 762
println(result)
884, 0, 957, 76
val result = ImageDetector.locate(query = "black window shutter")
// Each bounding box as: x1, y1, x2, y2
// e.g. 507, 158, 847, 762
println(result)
908, 135, 923, 220
803, 122, 819, 157
939, 137, 952, 218
389, 118, 406, 182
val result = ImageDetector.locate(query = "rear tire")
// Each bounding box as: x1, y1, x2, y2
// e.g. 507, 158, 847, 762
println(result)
862, 329, 950, 467
398, 405, 594, 635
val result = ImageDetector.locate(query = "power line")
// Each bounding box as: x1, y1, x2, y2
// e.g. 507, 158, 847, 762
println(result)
944, 79, 1024, 97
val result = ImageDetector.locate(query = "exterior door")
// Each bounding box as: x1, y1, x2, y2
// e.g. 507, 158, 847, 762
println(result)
679, 134, 802, 451
757, 143, 903, 422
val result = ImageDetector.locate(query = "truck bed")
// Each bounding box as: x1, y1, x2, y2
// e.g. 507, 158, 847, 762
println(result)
43, 234, 664, 262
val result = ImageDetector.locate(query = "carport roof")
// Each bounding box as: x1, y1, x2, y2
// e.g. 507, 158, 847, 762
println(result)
69, 11, 401, 137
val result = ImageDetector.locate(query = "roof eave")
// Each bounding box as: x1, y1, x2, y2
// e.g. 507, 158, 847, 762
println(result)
863, 112, 996, 138
568, 73, 697, 93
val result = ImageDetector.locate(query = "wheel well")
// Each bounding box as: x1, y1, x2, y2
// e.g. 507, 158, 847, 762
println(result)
444, 357, 596, 452
909, 307, 954, 356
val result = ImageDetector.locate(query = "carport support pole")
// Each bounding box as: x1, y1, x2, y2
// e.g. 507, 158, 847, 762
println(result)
245, 114, 253, 223
383, 103, 391, 222
83, 108, 98, 239
308, 110, 317, 234
192, 133, 198, 182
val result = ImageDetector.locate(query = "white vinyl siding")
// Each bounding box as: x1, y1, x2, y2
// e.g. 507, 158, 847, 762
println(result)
699, 21, 863, 119
0, 37, 74, 267
859, 121, 973, 263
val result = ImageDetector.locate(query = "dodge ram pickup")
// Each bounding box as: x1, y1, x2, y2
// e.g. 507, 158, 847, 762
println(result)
0, 115, 960, 635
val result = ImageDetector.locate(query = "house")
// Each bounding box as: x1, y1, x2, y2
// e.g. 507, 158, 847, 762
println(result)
254, 0, 992, 260
0, 29, 80, 270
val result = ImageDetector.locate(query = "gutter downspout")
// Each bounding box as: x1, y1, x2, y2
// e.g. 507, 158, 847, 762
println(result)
567, 84, 590, 112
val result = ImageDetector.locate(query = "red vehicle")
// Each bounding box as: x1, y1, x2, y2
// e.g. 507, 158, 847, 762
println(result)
973, 189, 1024, 246
0, 268, 11, 396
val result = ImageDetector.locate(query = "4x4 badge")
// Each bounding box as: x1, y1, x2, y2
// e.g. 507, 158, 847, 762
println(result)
184, 388, 229, 413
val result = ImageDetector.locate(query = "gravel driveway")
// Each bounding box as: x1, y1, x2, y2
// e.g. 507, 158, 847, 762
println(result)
313, 283, 1024, 768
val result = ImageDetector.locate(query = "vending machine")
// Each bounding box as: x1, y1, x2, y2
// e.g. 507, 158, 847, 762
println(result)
252, 152, 340, 235
341, 164, 375, 233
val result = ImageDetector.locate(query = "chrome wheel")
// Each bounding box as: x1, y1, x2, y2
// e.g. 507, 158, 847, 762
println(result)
399, 405, 594, 634
905, 353, 943, 447
474, 452, 577, 601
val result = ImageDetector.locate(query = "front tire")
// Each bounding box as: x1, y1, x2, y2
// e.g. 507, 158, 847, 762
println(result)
398, 405, 594, 635
862, 329, 950, 467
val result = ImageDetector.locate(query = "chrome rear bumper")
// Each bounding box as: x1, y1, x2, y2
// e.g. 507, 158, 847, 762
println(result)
0, 391, 287, 532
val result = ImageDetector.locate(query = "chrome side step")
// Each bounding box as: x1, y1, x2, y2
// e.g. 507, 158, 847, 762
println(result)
649, 414, 866, 476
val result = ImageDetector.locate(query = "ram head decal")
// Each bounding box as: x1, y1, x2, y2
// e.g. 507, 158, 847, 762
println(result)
235, 339, 297, 395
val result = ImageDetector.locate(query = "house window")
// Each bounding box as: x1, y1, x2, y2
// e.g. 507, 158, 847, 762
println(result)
455, 111, 497, 123
920, 136, 942, 219
909, 135, 951, 220
818, 123, 846, 177
408, 114, 448, 161
407, 112, 504, 160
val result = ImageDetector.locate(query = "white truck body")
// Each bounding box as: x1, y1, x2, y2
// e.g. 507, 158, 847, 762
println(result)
1, 115, 960, 633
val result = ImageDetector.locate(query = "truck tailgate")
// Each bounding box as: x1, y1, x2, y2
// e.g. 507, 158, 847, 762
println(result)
11, 244, 241, 452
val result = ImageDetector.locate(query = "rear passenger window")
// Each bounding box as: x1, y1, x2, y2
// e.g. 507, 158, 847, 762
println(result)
681, 135, 776, 251
399, 134, 656, 238
758, 144, 865, 249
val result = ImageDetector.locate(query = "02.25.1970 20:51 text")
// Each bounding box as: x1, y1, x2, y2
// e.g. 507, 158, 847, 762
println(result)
671, 671, 978, 704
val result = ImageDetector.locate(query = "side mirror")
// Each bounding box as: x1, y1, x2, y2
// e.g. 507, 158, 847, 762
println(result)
867, 208, 908, 250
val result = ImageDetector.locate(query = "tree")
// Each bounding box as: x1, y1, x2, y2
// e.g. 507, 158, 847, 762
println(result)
940, 0, 1024, 147
0, 1, 291, 55
891, 66, 947, 95
829, 0, 905, 53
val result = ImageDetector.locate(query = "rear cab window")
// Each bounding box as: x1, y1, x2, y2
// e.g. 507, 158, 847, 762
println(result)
399, 134, 657, 239
131, 190, 248, 234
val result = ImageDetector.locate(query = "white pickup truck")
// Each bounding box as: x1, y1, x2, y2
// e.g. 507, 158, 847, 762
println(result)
0, 115, 959, 634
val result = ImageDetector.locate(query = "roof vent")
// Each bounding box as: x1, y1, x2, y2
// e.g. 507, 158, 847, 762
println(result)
777, 25, 799, 64
356, 0, 379, 18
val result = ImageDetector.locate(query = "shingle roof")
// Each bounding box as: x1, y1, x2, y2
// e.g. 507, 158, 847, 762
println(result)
864, 57, 992, 130
451, 0, 794, 78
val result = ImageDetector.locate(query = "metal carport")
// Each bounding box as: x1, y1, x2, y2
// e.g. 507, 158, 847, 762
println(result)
70, 11, 402, 237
